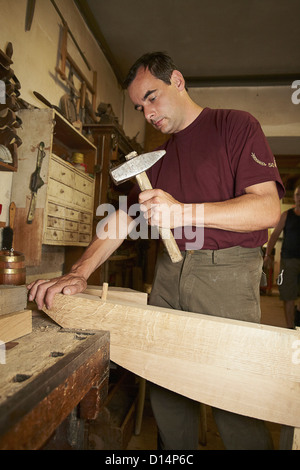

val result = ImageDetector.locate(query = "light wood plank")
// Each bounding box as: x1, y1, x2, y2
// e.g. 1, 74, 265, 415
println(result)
0, 310, 32, 343
292, 428, 300, 450
0, 286, 27, 316
43, 294, 300, 428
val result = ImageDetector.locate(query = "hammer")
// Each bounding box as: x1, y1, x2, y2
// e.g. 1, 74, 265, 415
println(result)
110, 151, 183, 263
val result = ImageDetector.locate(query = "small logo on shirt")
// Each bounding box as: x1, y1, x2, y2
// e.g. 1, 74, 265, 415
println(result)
251, 152, 277, 168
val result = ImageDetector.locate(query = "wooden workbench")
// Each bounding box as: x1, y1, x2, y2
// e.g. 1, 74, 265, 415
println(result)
0, 311, 109, 450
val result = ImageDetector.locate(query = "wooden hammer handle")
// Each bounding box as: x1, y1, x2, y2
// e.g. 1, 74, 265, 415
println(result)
135, 171, 183, 263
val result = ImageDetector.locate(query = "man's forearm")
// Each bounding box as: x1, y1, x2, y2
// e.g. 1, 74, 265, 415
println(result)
70, 209, 133, 280
200, 181, 280, 232
264, 232, 277, 256
69, 235, 124, 280
190, 189, 280, 232
201, 193, 280, 232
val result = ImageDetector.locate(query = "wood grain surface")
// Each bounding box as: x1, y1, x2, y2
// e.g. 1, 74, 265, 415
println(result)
44, 292, 300, 428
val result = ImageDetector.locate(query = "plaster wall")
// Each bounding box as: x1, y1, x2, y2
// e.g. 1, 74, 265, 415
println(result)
0, 0, 144, 228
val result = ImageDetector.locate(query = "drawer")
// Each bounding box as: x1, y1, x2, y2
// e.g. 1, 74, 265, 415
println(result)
64, 231, 79, 243
47, 202, 65, 218
79, 233, 92, 243
73, 190, 93, 210
44, 228, 64, 242
74, 173, 94, 196
47, 216, 64, 230
79, 222, 91, 234
65, 208, 80, 221
50, 157, 74, 186
65, 220, 79, 231
80, 212, 92, 224
48, 179, 73, 204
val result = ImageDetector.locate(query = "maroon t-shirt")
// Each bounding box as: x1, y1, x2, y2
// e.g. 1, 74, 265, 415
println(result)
127, 107, 285, 250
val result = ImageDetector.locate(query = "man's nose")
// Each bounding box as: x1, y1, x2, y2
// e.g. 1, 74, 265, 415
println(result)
144, 105, 155, 122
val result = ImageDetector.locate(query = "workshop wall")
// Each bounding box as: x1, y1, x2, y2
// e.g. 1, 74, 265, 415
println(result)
189, 85, 300, 140
0, 0, 145, 234
0, 0, 144, 134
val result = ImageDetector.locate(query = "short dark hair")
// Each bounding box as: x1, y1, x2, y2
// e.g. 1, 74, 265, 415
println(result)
123, 52, 178, 89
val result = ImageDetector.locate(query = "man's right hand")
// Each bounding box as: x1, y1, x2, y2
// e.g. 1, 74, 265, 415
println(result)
27, 273, 87, 311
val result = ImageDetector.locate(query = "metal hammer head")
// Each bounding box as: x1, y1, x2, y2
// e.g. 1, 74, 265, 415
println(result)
110, 150, 166, 185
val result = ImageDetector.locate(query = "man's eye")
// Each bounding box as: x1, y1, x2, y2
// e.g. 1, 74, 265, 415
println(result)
150, 96, 156, 102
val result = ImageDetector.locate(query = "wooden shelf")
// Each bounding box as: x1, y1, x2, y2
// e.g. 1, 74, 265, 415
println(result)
0, 143, 18, 172
0, 161, 17, 171
11, 108, 97, 266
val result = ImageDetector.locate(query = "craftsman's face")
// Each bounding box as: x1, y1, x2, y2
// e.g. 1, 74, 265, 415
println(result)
128, 67, 185, 134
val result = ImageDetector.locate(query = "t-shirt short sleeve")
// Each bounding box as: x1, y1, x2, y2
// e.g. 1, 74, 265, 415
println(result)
226, 111, 285, 198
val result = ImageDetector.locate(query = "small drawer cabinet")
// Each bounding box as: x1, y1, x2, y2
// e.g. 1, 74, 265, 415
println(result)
11, 108, 96, 266
44, 154, 94, 246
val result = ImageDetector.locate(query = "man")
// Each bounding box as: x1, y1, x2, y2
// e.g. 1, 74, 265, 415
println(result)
28, 52, 284, 449
264, 185, 300, 328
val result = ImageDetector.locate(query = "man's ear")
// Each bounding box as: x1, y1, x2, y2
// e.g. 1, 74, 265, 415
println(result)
171, 70, 186, 91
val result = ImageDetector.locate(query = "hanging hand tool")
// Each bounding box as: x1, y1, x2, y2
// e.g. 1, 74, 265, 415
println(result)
80, 81, 86, 123
33, 91, 62, 115
110, 150, 183, 263
25, 0, 36, 31
27, 142, 46, 224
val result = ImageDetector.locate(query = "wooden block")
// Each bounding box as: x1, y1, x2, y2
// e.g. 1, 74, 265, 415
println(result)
0, 285, 28, 316
293, 428, 300, 450
0, 310, 32, 343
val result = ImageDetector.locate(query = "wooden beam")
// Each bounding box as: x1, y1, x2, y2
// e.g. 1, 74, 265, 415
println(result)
0, 310, 32, 343
43, 293, 300, 429
293, 428, 300, 450
0, 286, 27, 316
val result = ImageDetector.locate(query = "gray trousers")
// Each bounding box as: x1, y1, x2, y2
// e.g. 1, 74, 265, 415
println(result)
148, 247, 274, 450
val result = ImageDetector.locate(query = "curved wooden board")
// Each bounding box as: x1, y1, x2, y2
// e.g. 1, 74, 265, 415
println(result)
43, 293, 300, 427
